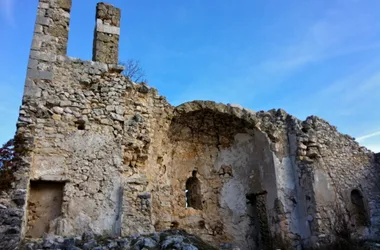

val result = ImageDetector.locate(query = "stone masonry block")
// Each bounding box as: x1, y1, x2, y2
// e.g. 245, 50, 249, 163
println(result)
34, 24, 43, 34
36, 16, 51, 26
30, 50, 57, 62
27, 59, 38, 69
58, 0, 72, 12
27, 69, 53, 80
31, 39, 42, 50
96, 22, 120, 35
38, 2, 49, 9
37, 8, 46, 17
38, 70, 53, 80
23, 79, 41, 98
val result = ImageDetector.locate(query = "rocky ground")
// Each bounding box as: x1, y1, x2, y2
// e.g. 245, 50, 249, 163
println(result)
21, 229, 235, 250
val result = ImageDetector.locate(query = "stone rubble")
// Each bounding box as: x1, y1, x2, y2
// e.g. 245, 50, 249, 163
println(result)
21, 230, 222, 250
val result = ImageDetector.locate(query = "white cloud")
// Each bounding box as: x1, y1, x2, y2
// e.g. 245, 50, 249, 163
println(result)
356, 130, 380, 142
0, 0, 15, 25
356, 131, 380, 153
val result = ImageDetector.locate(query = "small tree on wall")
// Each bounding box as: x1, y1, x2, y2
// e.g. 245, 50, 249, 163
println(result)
120, 59, 147, 83
0, 139, 16, 191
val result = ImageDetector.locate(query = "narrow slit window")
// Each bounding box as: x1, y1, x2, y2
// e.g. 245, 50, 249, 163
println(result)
185, 170, 202, 210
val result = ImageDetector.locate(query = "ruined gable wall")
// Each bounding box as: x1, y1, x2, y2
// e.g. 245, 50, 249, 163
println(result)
26, 58, 128, 236
20, 51, 172, 238
1, 0, 173, 245
295, 116, 380, 244
1, 0, 174, 244
18, 0, 129, 238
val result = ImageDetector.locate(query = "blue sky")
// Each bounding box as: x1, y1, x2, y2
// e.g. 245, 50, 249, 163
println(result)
0, 0, 380, 152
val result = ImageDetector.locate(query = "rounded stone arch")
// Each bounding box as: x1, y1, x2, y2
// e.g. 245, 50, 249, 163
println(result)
173, 101, 257, 125
167, 100, 279, 250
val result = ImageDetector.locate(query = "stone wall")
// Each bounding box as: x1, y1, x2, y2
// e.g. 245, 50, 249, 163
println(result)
295, 116, 380, 245
1, 0, 380, 250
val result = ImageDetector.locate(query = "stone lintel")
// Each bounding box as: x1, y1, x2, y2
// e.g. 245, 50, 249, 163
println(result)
96, 19, 120, 35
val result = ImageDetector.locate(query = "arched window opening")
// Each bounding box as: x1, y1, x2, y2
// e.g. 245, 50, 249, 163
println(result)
185, 170, 202, 210
350, 189, 369, 227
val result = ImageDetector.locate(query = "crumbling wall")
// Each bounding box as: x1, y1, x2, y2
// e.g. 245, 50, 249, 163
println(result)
3, 0, 142, 244
2, 1, 380, 250
164, 109, 268, 249
295, 116, 380, 245
252, 109, 312, 248
145, 102, 307, 250
6, 0, 173, 243
118, 83, 172, 236
19, 53, 173, 238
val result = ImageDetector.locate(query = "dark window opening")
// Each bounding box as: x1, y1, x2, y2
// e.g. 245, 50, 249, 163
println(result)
76, 120, 86, 130
185, 170, 202, 210
350, 189, 369, 227
246, 191, 270, 250
170, 221, 179, 229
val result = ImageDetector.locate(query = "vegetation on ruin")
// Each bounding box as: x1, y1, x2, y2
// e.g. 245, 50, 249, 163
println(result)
0, 133, 29, 192
120, 59, 147, 83
0, 138, 16, 191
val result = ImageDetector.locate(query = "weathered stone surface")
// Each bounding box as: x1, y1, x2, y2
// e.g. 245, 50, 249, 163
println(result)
58, 0, 72, 11
2, 1, 380, 250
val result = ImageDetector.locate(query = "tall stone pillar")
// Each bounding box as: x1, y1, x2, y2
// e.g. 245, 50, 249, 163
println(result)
92, 3, 121, 64
23, 0, 72, 100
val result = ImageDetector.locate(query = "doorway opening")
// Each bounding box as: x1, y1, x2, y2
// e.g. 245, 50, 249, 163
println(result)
26, 181, 65, 238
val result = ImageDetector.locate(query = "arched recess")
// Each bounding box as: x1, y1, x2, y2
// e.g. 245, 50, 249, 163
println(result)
350, 189, 370, 227
161, 101, 278, 250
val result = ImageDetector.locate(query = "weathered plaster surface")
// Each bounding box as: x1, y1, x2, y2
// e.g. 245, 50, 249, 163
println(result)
1, 1, 380, 250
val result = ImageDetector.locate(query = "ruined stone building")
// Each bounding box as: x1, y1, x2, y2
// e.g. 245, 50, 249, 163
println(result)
1, 0, 380, 249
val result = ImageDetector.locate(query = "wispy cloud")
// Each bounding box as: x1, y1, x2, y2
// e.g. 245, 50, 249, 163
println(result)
0, 0, 15, 26
356, 131, 380, 142
260, 5, 378, 74
156, 0, 380, 121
